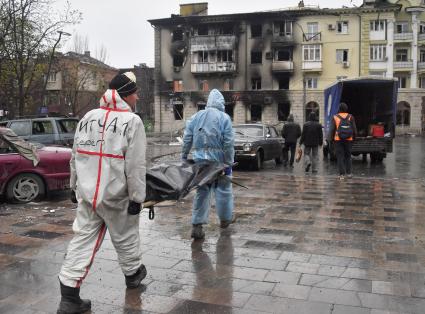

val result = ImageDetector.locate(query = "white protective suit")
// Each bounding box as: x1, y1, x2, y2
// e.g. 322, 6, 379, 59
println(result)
59, 89, 146, 288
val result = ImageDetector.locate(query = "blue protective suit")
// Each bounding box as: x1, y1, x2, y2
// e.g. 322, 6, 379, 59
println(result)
182, 89, 235, 225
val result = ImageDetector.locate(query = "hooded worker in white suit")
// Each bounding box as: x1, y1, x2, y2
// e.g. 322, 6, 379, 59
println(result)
57, 72, 147, 314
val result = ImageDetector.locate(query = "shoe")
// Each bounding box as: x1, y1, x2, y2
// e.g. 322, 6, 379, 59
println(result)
346, 174, 353, 178
305, 163, 311, 172
289, 164, 294, 168
220, 215, 235, 229
57, 282, 91, 314
125, 264, 147, 289
338, 175, 345, 180
191, 224, 205, 240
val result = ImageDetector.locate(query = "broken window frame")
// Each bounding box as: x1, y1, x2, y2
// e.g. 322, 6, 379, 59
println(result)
173, 80, 183, 92
251, 51, 263, 64
274, 21, 292, 37
278, 76, 289, 90
196, 24, 209, 36
216, 23, 234, 35
250, 104, 262, 122
173, 102, 184, 120
172, 29, 184, 41
277, 103, 290, 122
251, 24, 263, 38
274, 49, 292, 61
197, 51, 209, 63
337, 21, 349, 34
251, 77, 262, 90
198, 80, 209, 92
223, 78, 234, 91
173, 55, 184, 67
217, 50, 233, 62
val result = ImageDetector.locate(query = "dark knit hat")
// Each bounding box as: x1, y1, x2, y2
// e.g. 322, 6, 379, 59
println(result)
109, 72, 137, 98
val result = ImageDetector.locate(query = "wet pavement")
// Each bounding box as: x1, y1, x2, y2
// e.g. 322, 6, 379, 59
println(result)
0, 136, 424, 313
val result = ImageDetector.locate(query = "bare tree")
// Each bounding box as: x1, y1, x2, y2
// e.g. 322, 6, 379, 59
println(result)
95, 44, 108, 64
71, 33, 89, 54
0, 0, 81, 117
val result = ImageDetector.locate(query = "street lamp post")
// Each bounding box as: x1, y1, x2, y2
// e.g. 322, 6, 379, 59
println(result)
40, 30, 71, 112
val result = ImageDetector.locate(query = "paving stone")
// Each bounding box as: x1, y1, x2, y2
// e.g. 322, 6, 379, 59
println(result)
317, 265, 347, 276
286, 261, 320, 274
263, 270, 300, 284
271, 283, 312, 300
309, 287, 362, 306
333, 305, 371, 314
279, 251, 311, 262
372, 281, 412, 297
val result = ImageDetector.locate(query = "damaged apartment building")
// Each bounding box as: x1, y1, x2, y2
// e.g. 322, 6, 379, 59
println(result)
149, 1, 425, 134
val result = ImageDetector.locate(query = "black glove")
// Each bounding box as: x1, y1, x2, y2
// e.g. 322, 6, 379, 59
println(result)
70, 190, 77, 203
128, 201, 141, 215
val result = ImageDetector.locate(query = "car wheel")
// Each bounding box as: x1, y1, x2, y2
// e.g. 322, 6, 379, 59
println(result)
275, 149, 283, 165
253, 151, 263, 171
6, 173, 45, 203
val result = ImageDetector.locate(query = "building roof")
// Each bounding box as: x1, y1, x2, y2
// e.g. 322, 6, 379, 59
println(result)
148, 4, 401, 26
63, 51, 116, 70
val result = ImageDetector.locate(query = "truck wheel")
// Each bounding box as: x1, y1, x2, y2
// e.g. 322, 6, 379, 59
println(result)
6, 173, 45, 203
253, 151, 263, 171
370, 153, 385, 163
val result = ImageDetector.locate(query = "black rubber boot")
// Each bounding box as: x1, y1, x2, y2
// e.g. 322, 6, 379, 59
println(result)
57, 281, 91, 314
191, 224, 205, 240
125, 264, 147, 288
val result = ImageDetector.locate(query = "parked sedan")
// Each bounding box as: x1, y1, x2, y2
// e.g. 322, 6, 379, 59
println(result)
0, 128, 71, 203
233, 124, 285, 170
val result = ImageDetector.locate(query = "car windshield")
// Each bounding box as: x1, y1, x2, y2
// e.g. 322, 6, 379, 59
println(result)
233, 125, 264, 137
57, 119, 78, 133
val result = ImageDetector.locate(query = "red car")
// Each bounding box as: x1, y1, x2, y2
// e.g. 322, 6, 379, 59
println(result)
0, 128, 71, 203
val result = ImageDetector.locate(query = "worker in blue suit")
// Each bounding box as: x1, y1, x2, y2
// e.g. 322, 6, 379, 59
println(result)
182, 89, 235, 240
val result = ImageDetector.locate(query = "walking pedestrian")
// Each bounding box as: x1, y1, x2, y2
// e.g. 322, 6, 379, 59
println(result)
328, 102, 357, 180
57, 72, 147, 314
299, 111, 323, 173
182, 89, 235, 240
281, 114, 301, 167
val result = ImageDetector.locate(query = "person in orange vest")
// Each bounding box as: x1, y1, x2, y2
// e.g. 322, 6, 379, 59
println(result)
328, 102, 357, 180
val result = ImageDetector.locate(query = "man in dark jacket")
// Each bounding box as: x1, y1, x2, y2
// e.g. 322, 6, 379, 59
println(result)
328, 102, 358, 179
299, 112, 323, 173
281, 114, 301, 167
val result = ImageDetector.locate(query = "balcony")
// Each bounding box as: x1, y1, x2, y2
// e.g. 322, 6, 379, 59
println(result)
302, 61, 322, 72
394, 32, 413, 41
369, 60, 387, 70
191, 62, 236, 73
419, 33, 425, 41
418, 62, 425, 70
369, 31, 386, 41
303, 32, 321, 42
393, 60, 413, 69
272, 61, 294, 72
272, 34, 295, 47
190, 35, 236, 51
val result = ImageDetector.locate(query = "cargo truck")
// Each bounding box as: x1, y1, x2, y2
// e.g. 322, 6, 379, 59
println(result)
323, 77, 398, 162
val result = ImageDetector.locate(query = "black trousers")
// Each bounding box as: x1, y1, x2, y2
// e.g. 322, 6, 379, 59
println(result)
284, 142, 296, 165
335, 140, 353, 175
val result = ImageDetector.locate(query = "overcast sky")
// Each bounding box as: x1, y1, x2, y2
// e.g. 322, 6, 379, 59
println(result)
55, 0, 363, 68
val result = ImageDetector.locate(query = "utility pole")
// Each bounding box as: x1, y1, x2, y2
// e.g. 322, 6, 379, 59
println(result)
40, 30, 71, 110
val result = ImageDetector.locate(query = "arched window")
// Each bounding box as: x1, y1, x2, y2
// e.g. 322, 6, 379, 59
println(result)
305, 101, 320, 121
396, 101, 410, 126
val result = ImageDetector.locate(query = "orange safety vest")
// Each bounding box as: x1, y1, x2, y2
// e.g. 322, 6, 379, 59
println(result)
334, 113, 353, 141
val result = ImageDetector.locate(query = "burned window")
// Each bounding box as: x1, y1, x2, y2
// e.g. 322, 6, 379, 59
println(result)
251, 51, 262, 64
197, 51, 209, 63
196, 25, 208, 35
250, 104, 262, 122
173, 80, 183, 92
251, 24, 262, 37
199, 80, 209, 91
278, 103, 291, 121
224, 78, 234, 91
305, 102, 320, 121
251, 77, 261, 90
275, 49, 291, 61
172, 29, 183, 41
173, 103, 184, 120
217, 24, 233, 35
173, 55, 184, 67
225, 103, 234, 120
278, 76, 289, 90
217, 50, 233, 62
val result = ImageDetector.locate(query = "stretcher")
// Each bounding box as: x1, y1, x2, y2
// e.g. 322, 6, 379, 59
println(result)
142, 160, 246, 219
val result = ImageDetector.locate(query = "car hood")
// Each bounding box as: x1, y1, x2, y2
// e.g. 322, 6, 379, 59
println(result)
234, 137, 259, 144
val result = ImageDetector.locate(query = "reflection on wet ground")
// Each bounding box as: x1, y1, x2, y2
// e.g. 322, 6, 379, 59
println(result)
0, 136, 424, 313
